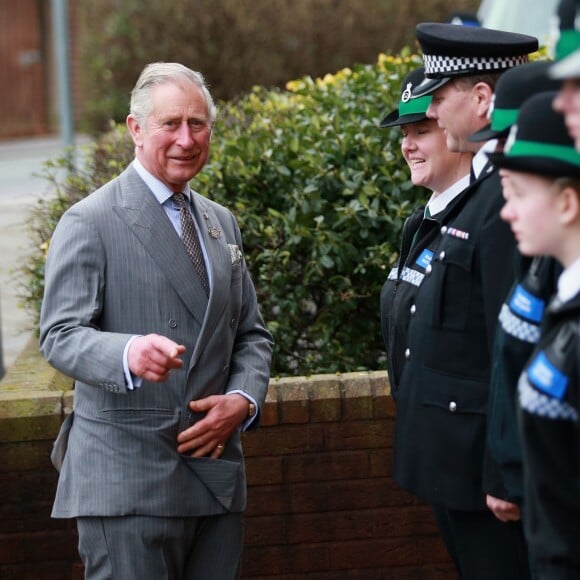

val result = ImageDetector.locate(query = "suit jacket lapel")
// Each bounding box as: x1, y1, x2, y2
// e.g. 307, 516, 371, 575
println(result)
189, 195, 232, 368
112, 167, 208, 326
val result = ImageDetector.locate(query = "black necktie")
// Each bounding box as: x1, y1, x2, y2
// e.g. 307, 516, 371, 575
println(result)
172, 193, 209, 295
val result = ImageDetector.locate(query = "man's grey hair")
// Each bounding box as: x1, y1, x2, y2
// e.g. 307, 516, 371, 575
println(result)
130, 62, 217, 126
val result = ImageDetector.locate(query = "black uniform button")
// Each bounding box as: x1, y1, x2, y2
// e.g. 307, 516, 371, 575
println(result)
404, 348, 411, 360
439, 250, 446, 261
449, 401, 457, 412
168, 319, 177, 328
230, 318, 237, 328
410, 304, 416, 315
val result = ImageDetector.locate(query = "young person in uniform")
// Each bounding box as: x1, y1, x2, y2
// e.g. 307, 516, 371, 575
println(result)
490, 91, 580, 579
389, 23, 538, 580
380, 66, 472, 394
552, 0, 580, 151
467, 62, 563, 528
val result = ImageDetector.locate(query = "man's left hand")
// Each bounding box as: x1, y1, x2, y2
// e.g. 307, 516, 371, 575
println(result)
176, 394, 249, 458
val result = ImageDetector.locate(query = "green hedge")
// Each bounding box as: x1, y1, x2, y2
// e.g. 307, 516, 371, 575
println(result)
21, 51, 427, 377
76, 0, 479, 133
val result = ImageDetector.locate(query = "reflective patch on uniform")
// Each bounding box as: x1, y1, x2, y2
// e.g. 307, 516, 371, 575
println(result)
416, 249, 433, 270
509, 284, 545, 323
498, 303, 541, 344
400, 267, 425, 287
388, 267, 398, 281
528, 351, 569, 400
518, 374, 577, 421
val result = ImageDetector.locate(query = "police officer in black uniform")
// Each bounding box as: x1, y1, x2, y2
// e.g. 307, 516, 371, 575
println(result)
489, 91, 580, 580
380, 66, 472, 394
386, 23, 538, 580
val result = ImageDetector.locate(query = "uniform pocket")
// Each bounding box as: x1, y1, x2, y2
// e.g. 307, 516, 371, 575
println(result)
433, 237, 475, 330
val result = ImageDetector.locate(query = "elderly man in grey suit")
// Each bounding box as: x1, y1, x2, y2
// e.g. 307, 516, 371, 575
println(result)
40, 62, 273, 580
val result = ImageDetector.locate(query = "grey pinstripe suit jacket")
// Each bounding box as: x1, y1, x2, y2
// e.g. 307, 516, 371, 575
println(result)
40, 164, 273, 518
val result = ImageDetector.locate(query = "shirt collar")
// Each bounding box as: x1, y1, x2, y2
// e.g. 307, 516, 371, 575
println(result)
427, 173, 470, 216
557, 257, 580, 302
132, 158, 191, 204
473, 139, 498, 180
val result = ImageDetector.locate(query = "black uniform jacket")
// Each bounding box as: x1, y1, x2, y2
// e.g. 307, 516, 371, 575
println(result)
487, 255, 561, 504
518, 291, 580, 579
383, 166, 517, 511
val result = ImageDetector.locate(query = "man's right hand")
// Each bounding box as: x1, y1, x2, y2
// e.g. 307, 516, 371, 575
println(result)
128, 334, 186, 382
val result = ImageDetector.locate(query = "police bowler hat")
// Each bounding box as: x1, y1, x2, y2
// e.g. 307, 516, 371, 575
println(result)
550, 0, 580, 78
487, 91, 580, 178
380, 67, 432, 128
469, 61, 561, 142
554, 0, 580, 61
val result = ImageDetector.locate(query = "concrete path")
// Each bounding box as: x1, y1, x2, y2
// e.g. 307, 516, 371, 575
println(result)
0, 135, 88, 374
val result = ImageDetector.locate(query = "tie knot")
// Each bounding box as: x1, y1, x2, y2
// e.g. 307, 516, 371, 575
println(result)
172, 192, 187, 209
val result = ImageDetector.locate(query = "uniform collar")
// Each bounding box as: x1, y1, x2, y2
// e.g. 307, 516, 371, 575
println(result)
427, 173, 470, 216
472, 139, 498, 180
557, 257, 580, 303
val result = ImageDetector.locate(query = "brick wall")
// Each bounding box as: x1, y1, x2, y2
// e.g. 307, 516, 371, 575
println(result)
0, 340, 457, 579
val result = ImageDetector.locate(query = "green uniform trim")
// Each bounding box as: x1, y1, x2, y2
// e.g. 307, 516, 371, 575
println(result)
491, 108, 519, 132
508, 139, 580, 165
556, 30, 580, 62
399, 95, 432, 116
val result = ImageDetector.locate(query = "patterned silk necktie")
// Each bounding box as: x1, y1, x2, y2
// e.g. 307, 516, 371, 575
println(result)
172, 193, 209, 295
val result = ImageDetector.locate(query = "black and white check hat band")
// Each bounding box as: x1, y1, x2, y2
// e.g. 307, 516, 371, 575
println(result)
423, 53, 529, 76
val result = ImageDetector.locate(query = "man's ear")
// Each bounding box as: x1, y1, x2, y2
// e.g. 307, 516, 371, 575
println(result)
558, 185, 580, 226
473, 82, 494, 120
126, 114, 143, 147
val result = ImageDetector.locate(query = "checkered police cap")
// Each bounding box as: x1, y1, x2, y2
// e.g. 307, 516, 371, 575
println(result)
412, 23, 538, 97
422, 53, 530, 77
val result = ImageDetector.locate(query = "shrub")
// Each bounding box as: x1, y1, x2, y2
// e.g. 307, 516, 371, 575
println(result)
21, 51, 428, 377
76, 0, 479, 133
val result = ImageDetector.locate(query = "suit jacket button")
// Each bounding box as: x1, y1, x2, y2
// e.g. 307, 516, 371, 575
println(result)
404, 348, 411, 360
410, 304, 416, 315
168, 319, 177, 328
439, 250, 446, 261
230, 318, 237, 328
425, 264, 432, 275
449, 401, 457, 412
441, 226, 447, 235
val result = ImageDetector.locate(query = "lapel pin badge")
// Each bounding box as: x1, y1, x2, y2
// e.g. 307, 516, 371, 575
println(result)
208, 226, 221, 239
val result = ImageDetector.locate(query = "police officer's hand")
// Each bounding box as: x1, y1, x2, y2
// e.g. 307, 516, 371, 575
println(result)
486, 494, 521, 522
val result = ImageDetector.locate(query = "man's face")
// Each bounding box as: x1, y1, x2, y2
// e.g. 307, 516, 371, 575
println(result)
127, 81, 212, 191
553, 79, 580, 152
426, 80, 482, 154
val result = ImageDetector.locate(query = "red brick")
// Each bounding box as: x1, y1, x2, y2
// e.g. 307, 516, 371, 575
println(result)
242, 544, 330, 576
323, 419, 391, 451
330, 537, 423, 570
278, 383, 310, 424
245, 484, 291, 516
244, 455, 284, 485
284, 449, 371, 483
259, 384, 279, 427
243, 423, 325, 456
308, 375, 341, 422
244, 514, 288, 547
